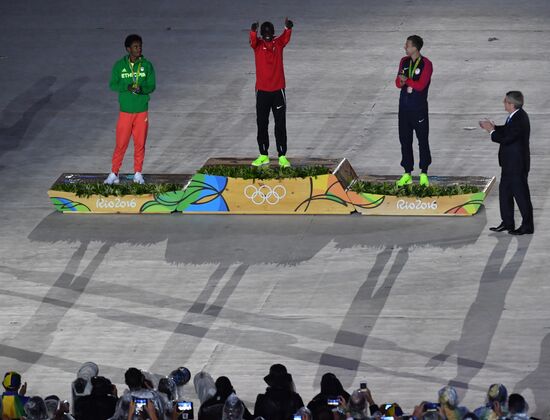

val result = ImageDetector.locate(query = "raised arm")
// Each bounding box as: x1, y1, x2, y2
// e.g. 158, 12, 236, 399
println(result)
250, 21, 259, 49
276, 17, 293, 47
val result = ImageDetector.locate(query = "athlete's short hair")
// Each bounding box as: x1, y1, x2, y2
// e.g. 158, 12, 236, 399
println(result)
124, 34, 142, 49
260, 22, 275, 38
407, 35, 424, 51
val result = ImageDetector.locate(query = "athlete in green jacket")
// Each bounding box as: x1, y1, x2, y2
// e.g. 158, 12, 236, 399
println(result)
105, 34, 156, 185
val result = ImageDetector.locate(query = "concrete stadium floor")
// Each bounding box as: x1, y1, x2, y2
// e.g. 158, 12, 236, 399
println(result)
1, 0, 549, 417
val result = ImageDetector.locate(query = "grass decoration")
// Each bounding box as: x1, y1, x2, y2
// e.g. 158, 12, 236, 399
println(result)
50, 166, 332, 197
50, 169, 482, 199
197, 165, 332, 180
351, 180, 481, 197
50, 182, 185, 198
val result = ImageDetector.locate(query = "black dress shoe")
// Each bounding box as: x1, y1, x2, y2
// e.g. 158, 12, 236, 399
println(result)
489, 222, 514, 232
509, 226, 534, 235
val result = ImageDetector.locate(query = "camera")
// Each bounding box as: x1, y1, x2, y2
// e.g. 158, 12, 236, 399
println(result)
177, 401, 194, 419
424, 402, 440, 412
133, 397, 148, 414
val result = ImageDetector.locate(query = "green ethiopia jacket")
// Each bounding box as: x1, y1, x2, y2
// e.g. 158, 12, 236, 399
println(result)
109, 55, 156, 113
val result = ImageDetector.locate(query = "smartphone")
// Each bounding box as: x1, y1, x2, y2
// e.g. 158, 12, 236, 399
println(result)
382, 417, 394, 420
133, 398, 147, 414
177, 401, 194, 419
177, 401, 193, 412
327, 397, 340, 406
424, 402, 440, 412
360, 381, 368, 390
293, 416, 302, 420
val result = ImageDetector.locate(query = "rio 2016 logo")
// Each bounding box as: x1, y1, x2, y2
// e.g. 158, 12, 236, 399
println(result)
396, 199, 438, 210
96, 197, 137, 209
244, 184, 286, 205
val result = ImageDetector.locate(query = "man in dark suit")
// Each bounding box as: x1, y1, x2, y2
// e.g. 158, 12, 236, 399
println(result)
479, 91, 534, 235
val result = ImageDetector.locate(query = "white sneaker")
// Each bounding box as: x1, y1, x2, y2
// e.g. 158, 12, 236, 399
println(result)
133, 172, 145, 184
104, 172, 119, 185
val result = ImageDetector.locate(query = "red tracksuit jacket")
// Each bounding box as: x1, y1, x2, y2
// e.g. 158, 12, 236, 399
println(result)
395, 55, 433, 109
250, 28, 292, 92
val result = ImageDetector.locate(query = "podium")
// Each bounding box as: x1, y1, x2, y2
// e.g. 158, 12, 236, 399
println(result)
48, 159, 495, 216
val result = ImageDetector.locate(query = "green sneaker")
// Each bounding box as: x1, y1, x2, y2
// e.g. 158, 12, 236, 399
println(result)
419, 173, 430, 187
396, 173, 413, 187
251, 154, 269, 167
278, 155, 291, 168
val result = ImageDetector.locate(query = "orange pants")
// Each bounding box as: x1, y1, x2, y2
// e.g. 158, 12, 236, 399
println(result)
111, 111, 148, 174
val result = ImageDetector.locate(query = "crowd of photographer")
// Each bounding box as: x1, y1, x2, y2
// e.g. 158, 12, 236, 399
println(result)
0, 363, 537, 420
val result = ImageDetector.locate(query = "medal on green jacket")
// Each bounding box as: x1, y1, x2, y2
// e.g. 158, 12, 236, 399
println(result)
129, 56, 142, 91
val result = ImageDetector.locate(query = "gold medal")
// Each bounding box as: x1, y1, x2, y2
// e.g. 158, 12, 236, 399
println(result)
129, 57, 141, 92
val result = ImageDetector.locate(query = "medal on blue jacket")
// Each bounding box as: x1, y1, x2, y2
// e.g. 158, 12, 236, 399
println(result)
406, 56, 421, 94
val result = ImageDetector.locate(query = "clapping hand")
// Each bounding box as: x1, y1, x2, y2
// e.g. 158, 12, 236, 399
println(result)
479, 119, 495, 132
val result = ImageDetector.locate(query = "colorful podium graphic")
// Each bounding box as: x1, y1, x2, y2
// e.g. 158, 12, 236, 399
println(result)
48, 159, 495, 216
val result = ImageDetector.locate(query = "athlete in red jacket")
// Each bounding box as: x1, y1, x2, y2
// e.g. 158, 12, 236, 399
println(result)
249, 18, 293, 168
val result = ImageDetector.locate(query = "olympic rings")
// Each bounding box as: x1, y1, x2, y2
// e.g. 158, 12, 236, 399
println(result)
244, 184, 286, 205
